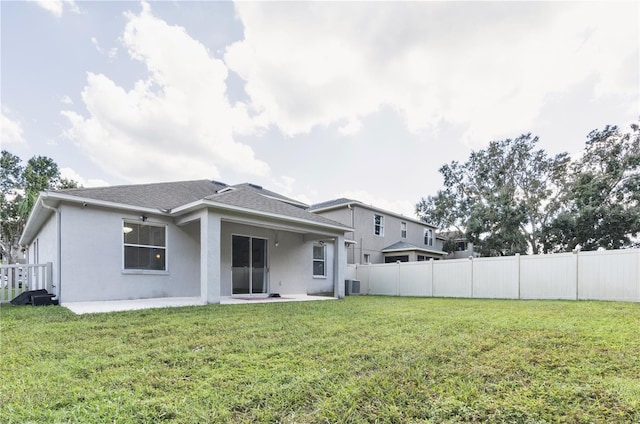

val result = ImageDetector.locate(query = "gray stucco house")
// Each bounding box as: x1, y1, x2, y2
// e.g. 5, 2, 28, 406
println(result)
19, 180, 351, 303
309, 199, 445, 264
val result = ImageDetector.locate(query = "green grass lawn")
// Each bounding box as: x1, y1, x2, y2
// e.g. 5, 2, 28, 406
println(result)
1, 297, 639, 423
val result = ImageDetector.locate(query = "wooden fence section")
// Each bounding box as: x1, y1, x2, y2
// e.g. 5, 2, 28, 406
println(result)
0, 263, 53, 303
347, 249, 640, 302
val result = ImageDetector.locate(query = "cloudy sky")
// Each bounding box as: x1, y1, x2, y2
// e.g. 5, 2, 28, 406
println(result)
2, 1, 638, 217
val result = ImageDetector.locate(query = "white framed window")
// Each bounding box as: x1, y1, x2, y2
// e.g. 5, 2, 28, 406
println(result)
313, 243, 326, 277
123, 221, 167, 272
424, 228, 433, 246
401, 222, 407, 238
374, 214, 384, 236
363, 254, 371, 264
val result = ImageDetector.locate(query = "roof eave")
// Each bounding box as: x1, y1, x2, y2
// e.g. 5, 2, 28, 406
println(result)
172, 199, 353, 233
19, 192, 170, 246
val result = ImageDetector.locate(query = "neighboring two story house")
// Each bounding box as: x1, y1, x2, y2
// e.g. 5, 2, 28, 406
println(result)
438, 231, 480, 259
309, 199, 445, 264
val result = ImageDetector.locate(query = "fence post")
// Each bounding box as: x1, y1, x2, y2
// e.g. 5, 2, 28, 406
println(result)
469, 256, 474, 298
46, 262, 54, 294
516, 253, 521, 299
430, 258, 434, 298
396, 261, 400, 296
575, 251, 579, 300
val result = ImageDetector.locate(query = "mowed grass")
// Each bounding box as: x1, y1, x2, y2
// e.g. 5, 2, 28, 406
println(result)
1, 297, 639, 423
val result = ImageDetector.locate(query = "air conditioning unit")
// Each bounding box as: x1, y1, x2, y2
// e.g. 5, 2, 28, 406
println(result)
345, 279, 361, 295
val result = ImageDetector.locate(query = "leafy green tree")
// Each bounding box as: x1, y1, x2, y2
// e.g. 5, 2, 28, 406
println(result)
417, 134, 570, 256
1, 151, 24, 264
0, 151, 79, 264
543, 123, 640, 251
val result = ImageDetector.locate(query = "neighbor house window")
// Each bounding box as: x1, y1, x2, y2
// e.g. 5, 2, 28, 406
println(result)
374, 214, 384, 236
363, 254, 371, 264
313, 243, 326, 277
123, 221, 167, 271
401, 222, 407, 238
424, 229, 433, 246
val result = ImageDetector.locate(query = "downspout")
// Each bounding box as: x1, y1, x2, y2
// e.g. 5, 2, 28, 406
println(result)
348, 204, 355, 263
40, 199, 61, 301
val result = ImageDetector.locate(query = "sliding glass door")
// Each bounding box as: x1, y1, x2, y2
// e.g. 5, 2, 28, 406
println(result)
232, 235, 268, 295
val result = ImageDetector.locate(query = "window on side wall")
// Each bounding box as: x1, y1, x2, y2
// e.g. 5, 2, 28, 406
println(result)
313, 243, 326, 277
363, 254, 370, 264
374, 214, 384, 236
123, 221, 167, 271
424, 228, 433, 246
401, 222, 407, 238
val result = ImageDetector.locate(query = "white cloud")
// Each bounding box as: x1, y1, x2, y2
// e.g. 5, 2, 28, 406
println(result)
1, 110, 27, 146
60, 167, 109, 188
63, 2, 269, 184
60, 95, 73, 105
338, 118, 362, 136
91, 37, 118, 59
32, 0, 79, 18
226, 2, 638, 145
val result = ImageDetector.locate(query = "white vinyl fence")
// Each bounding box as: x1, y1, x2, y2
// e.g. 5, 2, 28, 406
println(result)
0, 263, 53, 303
347, 249, 640, 302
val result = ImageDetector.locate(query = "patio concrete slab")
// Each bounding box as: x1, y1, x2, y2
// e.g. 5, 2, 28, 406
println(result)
63, 294, 336, 314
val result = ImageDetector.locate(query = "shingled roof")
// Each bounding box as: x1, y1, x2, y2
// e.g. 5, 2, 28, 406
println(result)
308, 198, 360, 211
55, 180, 226, 210
49, 179, 348, 229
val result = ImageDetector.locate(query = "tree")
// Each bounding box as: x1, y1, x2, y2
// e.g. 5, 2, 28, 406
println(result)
543, 123, 640, 251
0, 151, 79, 264
416, 134, 570, 256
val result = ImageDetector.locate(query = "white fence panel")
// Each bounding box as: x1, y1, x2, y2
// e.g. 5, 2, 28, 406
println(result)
519, 253, 577, 300
346, 264, 357, 281
399, 261, 432, 297
578, 250, 639, 301
0, 263, 53, 303
433, 259, 472, 297
352, 249, 639, 302
367, 263, 399, 295
355, 265, 371, 295
473, 256, 519, 299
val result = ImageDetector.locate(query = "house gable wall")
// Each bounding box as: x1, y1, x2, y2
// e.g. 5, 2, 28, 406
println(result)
26, 212, 58, 291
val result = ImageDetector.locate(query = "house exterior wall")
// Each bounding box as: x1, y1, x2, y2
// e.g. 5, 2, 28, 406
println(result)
25, 202, 347, 303
58, 204, 201, 302
310, 208, 355, 263
315, 204, 441, 264
26, 213, 58, 293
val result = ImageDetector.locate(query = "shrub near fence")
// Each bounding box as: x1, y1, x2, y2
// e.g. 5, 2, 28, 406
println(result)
348, 249, 640, 302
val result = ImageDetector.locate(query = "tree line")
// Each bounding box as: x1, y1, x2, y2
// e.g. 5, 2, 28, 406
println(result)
0, 151, 79, 264
416, 122, 640, 256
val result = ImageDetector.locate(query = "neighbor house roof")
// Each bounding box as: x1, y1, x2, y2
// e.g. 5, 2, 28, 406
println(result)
381, 241, 446, 256
308, 198, 360, 210
20, 180, 351, 245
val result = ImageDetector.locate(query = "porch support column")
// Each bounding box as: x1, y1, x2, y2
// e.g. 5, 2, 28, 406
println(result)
333, 234, 346, 299
200, 210, 221, 304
